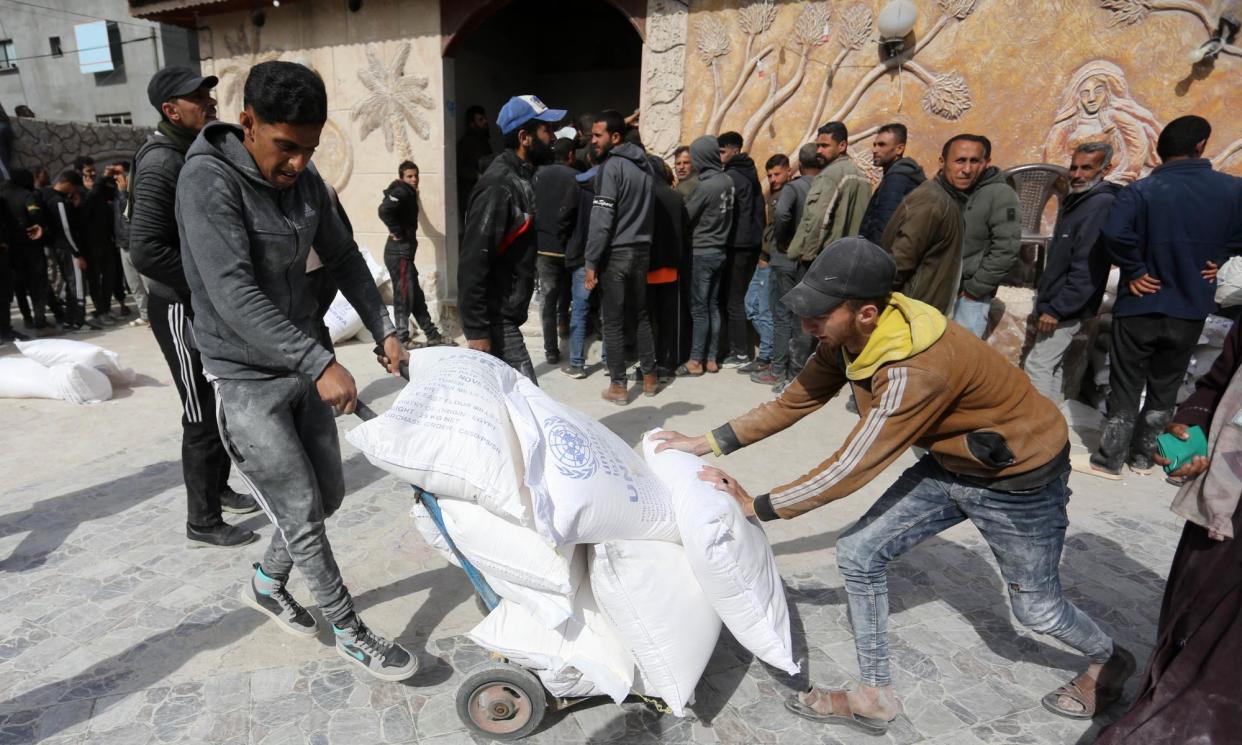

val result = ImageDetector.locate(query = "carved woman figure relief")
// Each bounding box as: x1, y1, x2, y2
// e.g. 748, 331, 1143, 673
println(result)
1042, 60, 1161, 184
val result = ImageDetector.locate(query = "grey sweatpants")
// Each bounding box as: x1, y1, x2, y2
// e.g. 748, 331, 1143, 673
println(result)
1023, 319, 1082, 403
213, 375, 354, 625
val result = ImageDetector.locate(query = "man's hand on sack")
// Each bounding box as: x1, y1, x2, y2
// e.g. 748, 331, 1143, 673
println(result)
1129, 273, 1161, 296
698, 466, 756, 518
376, 334, 408, 377
1202, 260, 1219, 283
317, 360, 358, 414
651, 430, 712, 456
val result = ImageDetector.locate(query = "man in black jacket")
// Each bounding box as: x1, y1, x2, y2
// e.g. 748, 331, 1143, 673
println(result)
584, 110, 657, 404
1024, 142, 1119, 402
859, 123, 926, 244
378, 159, 447, 349
41, 170, 93, 331
1, 169, 49, 332
459, 94, 564, 384
719, 131, 765, 367
533, 138, 579, 364
129, 65, 259, 547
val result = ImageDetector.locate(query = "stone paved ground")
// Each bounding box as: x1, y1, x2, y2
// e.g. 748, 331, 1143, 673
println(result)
0, 318, 1183, 744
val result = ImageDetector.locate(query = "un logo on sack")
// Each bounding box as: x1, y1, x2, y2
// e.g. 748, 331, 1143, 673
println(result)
545, 416, 597, 480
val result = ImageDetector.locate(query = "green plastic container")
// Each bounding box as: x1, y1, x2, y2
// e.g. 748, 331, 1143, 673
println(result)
1156, 425, 1208, 474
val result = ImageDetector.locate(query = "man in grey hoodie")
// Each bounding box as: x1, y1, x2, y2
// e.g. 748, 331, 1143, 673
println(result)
584, 109, 658, 404
176, 61, 415, 682
677, 135, 735, 376
954, 137, 1021, 337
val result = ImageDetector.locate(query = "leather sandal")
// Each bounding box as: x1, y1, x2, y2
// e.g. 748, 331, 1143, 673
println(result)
784, 688, 894, 735
1041, 645, 1136, 719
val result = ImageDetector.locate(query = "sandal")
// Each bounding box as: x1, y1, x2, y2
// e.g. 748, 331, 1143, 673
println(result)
675, 363, 704, 377
784, 688, 893, 735
1041, 645, 1136, 719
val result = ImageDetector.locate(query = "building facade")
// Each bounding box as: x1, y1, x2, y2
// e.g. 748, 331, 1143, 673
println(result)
128, 0, 1242, 327
1, 0, 198, 127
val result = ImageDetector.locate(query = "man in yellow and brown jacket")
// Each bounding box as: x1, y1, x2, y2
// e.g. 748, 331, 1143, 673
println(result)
655, 238, 1134, 735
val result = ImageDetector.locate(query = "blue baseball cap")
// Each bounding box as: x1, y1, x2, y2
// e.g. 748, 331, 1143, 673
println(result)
497, 95, 566, 135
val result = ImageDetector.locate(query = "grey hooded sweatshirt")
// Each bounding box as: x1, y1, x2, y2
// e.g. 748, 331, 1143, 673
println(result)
684, 135, 735, 251
176, 121, 395, 381
584, 141, 655, 270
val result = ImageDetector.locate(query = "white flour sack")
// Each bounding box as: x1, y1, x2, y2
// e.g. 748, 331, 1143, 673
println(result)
589, 540, 721, 716
346, 349, 532, 523
410, 504, 577, 629
323, 292, 364, 343
506, 383, 679, 546
16, 339, 135, 384
0, 357, 59, 399
642, 433, 798, 676
50, 363, 113, 404
469, 582, 635, 704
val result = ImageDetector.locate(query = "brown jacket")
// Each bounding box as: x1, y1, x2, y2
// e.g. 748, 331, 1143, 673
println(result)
880, 175, 966, 315
708, 296, 1069, 520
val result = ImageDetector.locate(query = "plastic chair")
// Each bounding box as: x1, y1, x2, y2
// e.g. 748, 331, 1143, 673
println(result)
1003, 163, 1070, 284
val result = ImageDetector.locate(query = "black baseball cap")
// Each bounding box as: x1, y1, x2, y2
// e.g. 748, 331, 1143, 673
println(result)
782, 237, 896, 318
147, 66, 218, 110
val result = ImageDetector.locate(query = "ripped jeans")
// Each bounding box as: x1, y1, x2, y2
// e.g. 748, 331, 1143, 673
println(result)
835, 456, 1114, 687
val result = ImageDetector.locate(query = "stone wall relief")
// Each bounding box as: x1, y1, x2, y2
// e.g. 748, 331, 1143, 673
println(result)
692, 0, 979, 166
641, 0, 690, 159
214, 24, 283, 113
1041, 60, 1161, 184
350, 42, 436, 161
1099, 0, 1241, 58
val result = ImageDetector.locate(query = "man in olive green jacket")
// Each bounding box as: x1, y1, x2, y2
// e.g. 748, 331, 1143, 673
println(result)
955, 138, 1021, 337
880, 134, 984, 314
786, 121, 873, 267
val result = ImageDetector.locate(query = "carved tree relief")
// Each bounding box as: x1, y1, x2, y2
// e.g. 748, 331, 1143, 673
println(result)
215, 25, 282, 113
1099, 0, 1242, 57
351, 42, 435, 160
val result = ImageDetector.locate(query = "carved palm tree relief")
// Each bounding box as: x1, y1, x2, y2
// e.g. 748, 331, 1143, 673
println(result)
351, 42, 435, 160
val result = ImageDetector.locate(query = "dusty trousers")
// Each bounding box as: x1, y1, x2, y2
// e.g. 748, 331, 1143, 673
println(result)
213, 374, 355, 626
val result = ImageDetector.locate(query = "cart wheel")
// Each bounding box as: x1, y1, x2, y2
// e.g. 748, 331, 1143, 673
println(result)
456, 663, 547, 740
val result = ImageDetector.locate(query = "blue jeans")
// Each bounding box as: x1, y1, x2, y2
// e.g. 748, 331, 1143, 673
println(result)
835, 456, 1114, 687
689, 249, 727, 362
744, 265, 773, 361
952, 295, 991, 338
569, 266, 591, 368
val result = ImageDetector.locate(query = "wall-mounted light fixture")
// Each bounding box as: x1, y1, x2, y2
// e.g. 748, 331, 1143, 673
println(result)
877, 0, 918, 58
347, 0, 364, 11
251, 9, 266, 27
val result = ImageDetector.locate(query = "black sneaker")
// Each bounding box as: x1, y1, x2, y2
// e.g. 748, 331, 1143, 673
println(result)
738, 358, 770, 374
92, 313, 117, 327
0, 329, 30, 343
721, 354, 750, 369
333, 618, 418, 681
240, 563, 319, 638
219, 488, 260, 514
425, 335, 457, 347
561, 365, 587, 379
186, 522, 258, 548
546, 351, 561, 365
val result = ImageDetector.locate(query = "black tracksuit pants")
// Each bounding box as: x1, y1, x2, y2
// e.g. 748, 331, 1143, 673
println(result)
14, 244, 49, 326
723, 246, 760, 359
383, 238, 439, 343
149, 294, 233, 528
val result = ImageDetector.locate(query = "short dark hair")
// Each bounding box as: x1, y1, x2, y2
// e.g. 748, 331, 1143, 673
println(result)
594, 109, 627, 138
72, 156, 95, 171
941, 133, 992, 160
718, 131, 743, 150
765, 153, 790, 170
9, 168, 34, 190
465, 105, 485, 122
1157, 115, 1211, 160
648, 155, 673, 185
244, 61, 327, 126
502, 120, 547, 151
817, 121, 848, 143
398, 160, 418, 177
845, 295, 891, 312
797, 143, 823, 170
553, 137, 575, 162
673, 145, 690, 159
877, 122, 908, 144
54, 169, 83, 188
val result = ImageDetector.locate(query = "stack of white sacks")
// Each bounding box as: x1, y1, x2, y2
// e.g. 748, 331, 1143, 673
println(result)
348, 348, 798, 715
323, 249, 394, 344
0, 339, 135, 404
